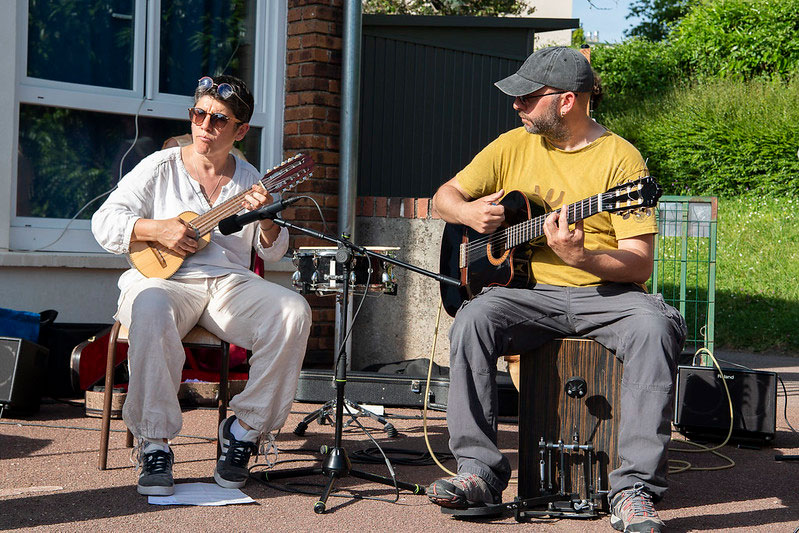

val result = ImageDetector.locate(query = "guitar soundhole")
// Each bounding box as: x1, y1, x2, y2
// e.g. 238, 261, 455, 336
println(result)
488, 238, 507, 262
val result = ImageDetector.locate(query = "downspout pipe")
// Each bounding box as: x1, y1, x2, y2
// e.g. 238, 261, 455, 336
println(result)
338, 0, 361, 241
336, 0, 362, 366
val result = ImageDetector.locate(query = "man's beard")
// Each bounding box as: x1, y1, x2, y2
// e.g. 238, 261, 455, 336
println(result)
523, 99, 568, 142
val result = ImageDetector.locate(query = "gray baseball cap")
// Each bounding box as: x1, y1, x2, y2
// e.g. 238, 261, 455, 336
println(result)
495, 46, 594, 96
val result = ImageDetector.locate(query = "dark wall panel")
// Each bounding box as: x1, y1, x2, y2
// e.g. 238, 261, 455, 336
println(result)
358, 32, 525, 198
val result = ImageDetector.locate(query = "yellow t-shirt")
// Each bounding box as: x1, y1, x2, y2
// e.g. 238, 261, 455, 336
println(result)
455, 127, 657, 287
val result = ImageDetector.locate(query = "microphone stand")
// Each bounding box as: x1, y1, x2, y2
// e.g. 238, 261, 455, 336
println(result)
261, 215, 461, 513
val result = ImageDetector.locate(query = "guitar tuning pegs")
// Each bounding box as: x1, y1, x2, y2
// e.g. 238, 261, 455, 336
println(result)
621, 211, 631, 220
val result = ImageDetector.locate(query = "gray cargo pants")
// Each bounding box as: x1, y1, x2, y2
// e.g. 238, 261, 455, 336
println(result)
447, 283, 686, 502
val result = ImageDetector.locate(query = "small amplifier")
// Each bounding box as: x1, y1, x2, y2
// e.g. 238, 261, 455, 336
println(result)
674, 365, 778, 444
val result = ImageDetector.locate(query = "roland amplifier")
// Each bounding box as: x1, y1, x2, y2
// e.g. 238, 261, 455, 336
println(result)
674, 365, 777, 444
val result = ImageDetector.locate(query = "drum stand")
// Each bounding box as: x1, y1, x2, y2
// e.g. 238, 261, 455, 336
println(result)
261, 216, 461, 513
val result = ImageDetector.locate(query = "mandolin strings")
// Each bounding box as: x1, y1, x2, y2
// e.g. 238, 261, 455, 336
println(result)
189, 155, 311, 236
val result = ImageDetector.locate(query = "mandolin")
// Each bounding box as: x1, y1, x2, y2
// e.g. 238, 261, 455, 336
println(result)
438, 176, 662, 317
128, 153, 313, 279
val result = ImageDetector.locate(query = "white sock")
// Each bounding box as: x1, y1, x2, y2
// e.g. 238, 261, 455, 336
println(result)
230, 418, 259, 443
143, 439, 169, 453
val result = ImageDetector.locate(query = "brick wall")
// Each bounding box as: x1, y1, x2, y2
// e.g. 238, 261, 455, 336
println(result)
283, 0, 343, 366
356, 196, 441, 220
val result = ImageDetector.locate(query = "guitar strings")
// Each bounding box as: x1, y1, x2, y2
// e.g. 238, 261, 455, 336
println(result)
462, 174, 651, 263
463, 195, 603, 261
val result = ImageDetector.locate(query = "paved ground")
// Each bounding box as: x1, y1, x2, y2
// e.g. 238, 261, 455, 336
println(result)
1, 349, 798, 532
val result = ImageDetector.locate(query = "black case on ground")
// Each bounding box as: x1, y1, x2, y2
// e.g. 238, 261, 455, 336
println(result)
295, 369, 519, 417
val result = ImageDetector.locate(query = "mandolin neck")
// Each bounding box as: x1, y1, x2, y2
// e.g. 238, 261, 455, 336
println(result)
188, 187, 259, 238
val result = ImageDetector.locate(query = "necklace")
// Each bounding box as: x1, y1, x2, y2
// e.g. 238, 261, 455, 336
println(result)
191, 154, 227, 204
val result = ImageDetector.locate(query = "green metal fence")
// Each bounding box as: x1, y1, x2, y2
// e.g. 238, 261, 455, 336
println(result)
648, 196, 718, 361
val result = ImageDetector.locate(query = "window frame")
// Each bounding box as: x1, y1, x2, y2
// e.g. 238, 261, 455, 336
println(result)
10, 0, 286, 254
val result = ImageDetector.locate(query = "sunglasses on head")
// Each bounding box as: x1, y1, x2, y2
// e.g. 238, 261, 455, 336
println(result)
188, 107, 240, 129
197, 76, 251, 112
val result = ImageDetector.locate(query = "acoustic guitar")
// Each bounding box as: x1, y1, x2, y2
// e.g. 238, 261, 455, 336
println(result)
438, 176, 662, 317
128, 153, 313, 279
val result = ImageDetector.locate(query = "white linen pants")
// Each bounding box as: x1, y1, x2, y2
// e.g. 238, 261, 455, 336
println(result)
115, 271, 312, 440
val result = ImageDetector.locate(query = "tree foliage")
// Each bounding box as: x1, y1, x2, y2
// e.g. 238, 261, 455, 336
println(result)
594, 0, 799, 102
362, 0, 532, 16
624, 0, 693, 41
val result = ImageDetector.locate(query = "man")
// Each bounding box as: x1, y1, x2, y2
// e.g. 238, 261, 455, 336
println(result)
92, 75, 311, 496
426, 47, 686, 533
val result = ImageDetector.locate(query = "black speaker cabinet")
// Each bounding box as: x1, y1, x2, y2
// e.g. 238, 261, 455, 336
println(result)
0, 337, 49, 414
518, 338, 622, 512
674, 365, 777, 444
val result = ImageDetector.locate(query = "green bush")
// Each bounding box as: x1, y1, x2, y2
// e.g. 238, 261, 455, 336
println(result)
597, 77, 799, 197
590, 38, 681, 106
670, 0, 799, 81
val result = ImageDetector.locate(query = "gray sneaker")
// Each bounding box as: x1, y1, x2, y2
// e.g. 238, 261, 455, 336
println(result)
214, 416, 257, 489
137, 448, 175, 496
610, 482, 665, 533
427, 473, 500, 509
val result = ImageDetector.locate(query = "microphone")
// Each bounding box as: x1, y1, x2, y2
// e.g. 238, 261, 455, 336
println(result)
218, 196, 301, 235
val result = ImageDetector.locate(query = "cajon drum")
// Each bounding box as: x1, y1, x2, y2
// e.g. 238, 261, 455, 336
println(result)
517, 338, 622, 514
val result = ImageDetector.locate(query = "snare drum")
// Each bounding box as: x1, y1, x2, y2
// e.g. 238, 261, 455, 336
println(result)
291, 246, 399, 295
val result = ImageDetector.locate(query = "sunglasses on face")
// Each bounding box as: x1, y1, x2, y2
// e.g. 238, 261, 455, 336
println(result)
197, 76, 251, 112
517, 90, 569, 106
187, 107, 240, 129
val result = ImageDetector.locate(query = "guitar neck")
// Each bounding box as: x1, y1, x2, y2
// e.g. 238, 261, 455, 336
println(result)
505, 193, 607, 248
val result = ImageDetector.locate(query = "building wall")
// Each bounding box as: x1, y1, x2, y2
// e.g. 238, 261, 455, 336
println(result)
283, 0, 344, 366
528, 0, 575, 47
352, 199, 453, 369
0, 1, 17, 251
0, 2, 295, 328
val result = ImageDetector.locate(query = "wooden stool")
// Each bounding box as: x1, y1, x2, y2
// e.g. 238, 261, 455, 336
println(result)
517, 338, 622, 512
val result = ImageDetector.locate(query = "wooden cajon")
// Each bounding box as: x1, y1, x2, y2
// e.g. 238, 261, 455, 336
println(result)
516, 338, 622, 511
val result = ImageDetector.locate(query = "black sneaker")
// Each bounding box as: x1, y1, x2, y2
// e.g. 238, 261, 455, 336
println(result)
214, 416, 257, 489
610, 482, 665, 533
137, 448, 175, 496
427, 473, 501, 509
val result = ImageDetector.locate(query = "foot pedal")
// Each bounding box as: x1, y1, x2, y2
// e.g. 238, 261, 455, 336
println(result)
440, 503, 506, 519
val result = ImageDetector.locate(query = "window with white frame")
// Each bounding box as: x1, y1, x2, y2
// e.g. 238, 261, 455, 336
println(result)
13, 0, 285, 253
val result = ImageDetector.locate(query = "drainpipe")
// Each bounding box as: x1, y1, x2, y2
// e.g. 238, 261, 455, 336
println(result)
338, 0, 361, 241
336, 0, 362, 367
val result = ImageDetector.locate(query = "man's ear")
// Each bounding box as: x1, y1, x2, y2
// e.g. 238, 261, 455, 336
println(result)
561, 92, 578, 116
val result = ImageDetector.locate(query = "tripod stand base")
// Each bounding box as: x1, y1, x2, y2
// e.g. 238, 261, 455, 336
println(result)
294, 398, 398, 438
260, 446, 425, 513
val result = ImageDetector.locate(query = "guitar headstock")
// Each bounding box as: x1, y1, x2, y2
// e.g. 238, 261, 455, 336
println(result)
261, 153, 314, 194
603, 176, 662, 217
